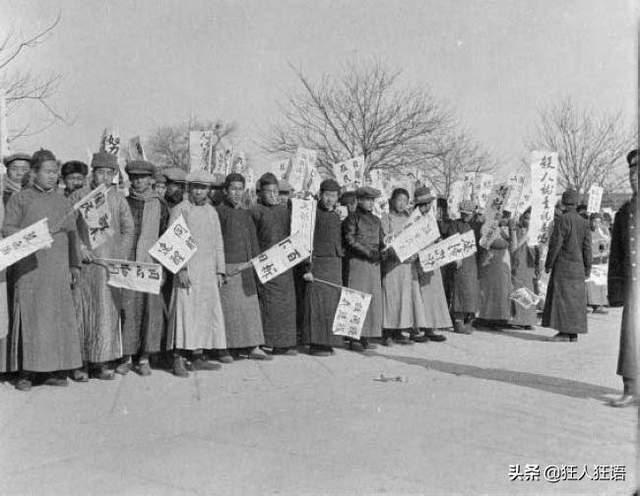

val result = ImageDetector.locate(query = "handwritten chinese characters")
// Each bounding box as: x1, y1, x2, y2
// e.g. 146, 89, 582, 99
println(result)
419, 230, 477, 273
0, 218, 54, 271
103, 258, 162, 294
331, 286, 372, 340
251, 233, 311, 284
73, 184, 113, 249
148, 214, 198, 273
528, 151, 558, 247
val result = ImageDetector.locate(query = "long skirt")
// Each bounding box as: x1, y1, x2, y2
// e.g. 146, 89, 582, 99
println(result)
382, 261, 425, 329
257, 271, 297, 348
617, 305, 635, 378
420, 268, 453, 329
541, 267, 588, 335
478, 249, 511, 321
303, 257, 344, 347
452, 256, 479, 315
347, 257, 382, 338
220, 262, 264, 349
121, 289, 166, 355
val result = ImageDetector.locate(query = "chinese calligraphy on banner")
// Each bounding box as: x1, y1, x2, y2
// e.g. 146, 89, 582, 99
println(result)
419, 230, 477, 273
447, 180, 465, 220
332, 156, 365, 190
389, 213, 440, 262
0, 218, 54, 271
103, 258, 162, 294
331, 286, 372, 340
528, 151, 558, 247
128, 136, 146, 161
462, 172, 475, 201
479, 183, 512, 249
251, 233, 311, 284
587, 185, 604, 214
188, 131, 214, 173
100, 128, 120, 155
73, 184, 113, 249
504, 174, 526, 215
287, 147, 317, 192
148, 214, 198, 273
509, 287, 542, 310
271, 158, 291, 180
473, 173, 494, 209
290, 199, 317, 253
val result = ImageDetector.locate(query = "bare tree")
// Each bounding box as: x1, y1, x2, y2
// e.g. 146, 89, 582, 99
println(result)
526, 97, 634, 196
147, 117, 236, 171
264, 60, 454, 176
0, 13, 67, 141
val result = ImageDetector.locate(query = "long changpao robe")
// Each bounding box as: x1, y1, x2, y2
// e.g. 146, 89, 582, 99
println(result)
478, 229, 512, 322
510, 227, 538, 326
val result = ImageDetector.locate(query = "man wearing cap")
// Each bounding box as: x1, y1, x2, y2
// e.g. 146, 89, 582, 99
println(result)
118, 160, 170, 376
342, 186, 386, 350
301, 178, 344, 356
72, 152, 135, 380
61, 160, 89, 197
445, 199, 480, 334
168, 170, 225, 376
153, 170, 167, 198
216, 173, 270, 361
542, 189, 592, 342
2, 149, 82, 390
608, 149, 638, 406
413, 187, 450, 342
162, 167, 187, 209
251, 172, 298, 355
2, 153, 31, 206
278, 180, 292, 206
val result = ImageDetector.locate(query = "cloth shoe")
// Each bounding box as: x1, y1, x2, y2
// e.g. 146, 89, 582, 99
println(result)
72, 368, 89, 382
172, 356, 189, 377
14, 378, 32, 391
134, 361, 152, 376
247, 347, 272, 360
91, 365, 115, 381
425, 329, 447, 342
548, 333, 571, 342
216, 351, 234, 364
609, 394, 636, 408
191, 357, 221, 371
42, 375, 69, 387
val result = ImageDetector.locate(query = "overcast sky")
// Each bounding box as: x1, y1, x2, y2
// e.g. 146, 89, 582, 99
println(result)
2, 0, 637, 174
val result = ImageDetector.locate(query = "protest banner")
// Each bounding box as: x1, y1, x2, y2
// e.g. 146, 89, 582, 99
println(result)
290, 198, 317, 252
504, 174, 526, 215
473, 173, 493, 209
462, 172, 475, 201
332, 155, 365, 190
509, 287, 542, 310
128, 136, 146, 161
516, 173, 532, 216
73, 184, 113, 249
100, 258, 162, 295
0, 89, 9, 162
148, 214, 198, 273
447, 180, 465, 220
587, 185, 604, 214
331, 286, 372, 340
287, 147, 317, 192
271, 158, 291, 180
528, 151, 558, 246
243, 167, 256, 191
251, 232, 311, 284
100, 128, 120, 155
419, 230, 477, 272
587, 264, 608, 286
0, 218, 54, 271
188, 130, 214, 173
479, 183, 512, 248
305, 161, 322, 194
389, 212, 440, 262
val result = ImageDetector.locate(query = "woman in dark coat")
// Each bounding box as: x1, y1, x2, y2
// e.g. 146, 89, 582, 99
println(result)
542, 190, 592, 342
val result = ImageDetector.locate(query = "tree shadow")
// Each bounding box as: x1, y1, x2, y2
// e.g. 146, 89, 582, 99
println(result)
372, 352, 619, 401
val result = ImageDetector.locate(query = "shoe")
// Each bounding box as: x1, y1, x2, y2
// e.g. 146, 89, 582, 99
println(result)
380, 336, 394, 347
172, 357, 189, 378
217, 351, 234, 364
360, 338, 377, 350
72, 368, 89, 382
522, 325, 534, 330
454, 321, 471, 334
272, 347, 298, 356
347, 340, 365, 352
15, 378, 31, 391
393, 335, 413, 345
91, 366, 115, 381
609, 394, 636, 408
42, 375, 69, 387
548, 333, 571, 342
191, 357, 221, 371
134, 361, 152, 376
248, 347, 272, 360
425, 331, 447, 342
115, 360, 132, 375
410, 330, 428, 343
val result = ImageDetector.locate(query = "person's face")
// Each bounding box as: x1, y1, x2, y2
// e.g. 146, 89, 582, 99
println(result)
260, 184, 280, 206
278, 191, 290, 205
358, 197, 374, 212
93, 167, 115, 188
189, 183, 210, 205
319, 190, 339, 210
35, 160, 59, 190
418, 200, 433, 215
7, 160, 30, 183
225, 181, 245, 207
346, 199, 357, 214
520, 212, 531, 228
154, 182, 166, 196
64, 172, 85, 192
630, 164, 638, 195
130, 173, 152, 193
166, 181, 185, 202
391, 193, 409, 213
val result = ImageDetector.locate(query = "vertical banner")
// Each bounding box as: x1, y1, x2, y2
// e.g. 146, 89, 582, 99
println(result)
528, 151, 558, 247
73, 184, 113, 249
148, 214, 198, 273
332, 156, 365, 190
479, 183, 512, 248
473, 173, 494, 209
331, 286, 372, 340
504, 173, 526, 215
0, 88, 9, 163
290, 198, 317, 253
587, 185, 604, 214
462, 172, 476, 201
128, 136, 146, 161
271, 158, 291, 180
516, 172, 532, 216
287, 147, 317, 192
189, 130, 214, 173
447, 180, 465, 220
100, 128, 121, 155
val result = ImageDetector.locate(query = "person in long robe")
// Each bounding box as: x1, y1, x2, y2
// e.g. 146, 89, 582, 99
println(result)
342, 186, 386, 350
445, 200, 480, 334
476, 214, 513, 329
380, 188, 418, 346
339, 191, 358, 286
413, 187, 449, 341
70, 153, 135, 381
0, 190, 10, 374
607, 149, 638, 407
217, 173, 270, 361
542, 189, 592, 342
169, 171, 225, 376
302, 179, 344, 355
2, 149, 82, 391
586, 212, 610, 313
118, 160, 170, 376
251, 173, 297, 355
509, 208, 539, 329
61, 161, 88, 198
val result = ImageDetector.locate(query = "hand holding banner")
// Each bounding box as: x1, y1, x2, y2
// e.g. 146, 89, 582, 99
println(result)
99, 258, 162, 294
251, 232, 311, 284
290, 198, 317, 253
73, 184, 113, 249
148, 214, 197, 273
419, 230, 477, 272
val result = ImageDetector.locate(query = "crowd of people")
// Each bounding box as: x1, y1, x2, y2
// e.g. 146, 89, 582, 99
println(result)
0, 147, 635, 407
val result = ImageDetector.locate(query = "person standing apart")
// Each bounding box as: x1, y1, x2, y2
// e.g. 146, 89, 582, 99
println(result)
509, 208, 539, 329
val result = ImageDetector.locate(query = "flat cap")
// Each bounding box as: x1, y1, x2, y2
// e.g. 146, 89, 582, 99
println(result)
339, 191, 357, 205
278, 179, 292, 193
91, 152, 118, 171
154, 170, 167, 184
459, 199, 475, 214
414, 186, 435, 205
163, 167, 187, 183
61, 161, 89, 177
187, 170, 215, 185
32, 149, 57, 166
320, 178, 341, 192
561, 189, 579, 206
356, 186, 381, 199
125, 160, 155, 176
2, 153, 31, 167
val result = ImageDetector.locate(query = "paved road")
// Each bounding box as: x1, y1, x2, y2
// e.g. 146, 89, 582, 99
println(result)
0, 308, 636, 495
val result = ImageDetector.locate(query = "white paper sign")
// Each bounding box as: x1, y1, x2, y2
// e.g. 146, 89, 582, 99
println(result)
290, 198, 317, 253
509, 287, 542, 310
419, 230, 477, 272
331, 286, 372, 340
516, 173, 532, 216
473, 173, 494, 209
251, 232, 311, 284
389, 213, 440, 262
287, 147, 317, 192
505, 174, 526, 214
0, 218, 54, 271
128, 136, 146, 161
189, 131, 214, 173
587, 185, 604, 214
479, 183, 512, 249
333, 156, 365, 190
462, 173, 476, 201
271, 158, 291, 180
148, 214, 198, 274
74, 184, 113, 249
101, 128, 120, 155
103, 259, 162, 294
528, 151, 558, 246
447, 180, 465, 220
